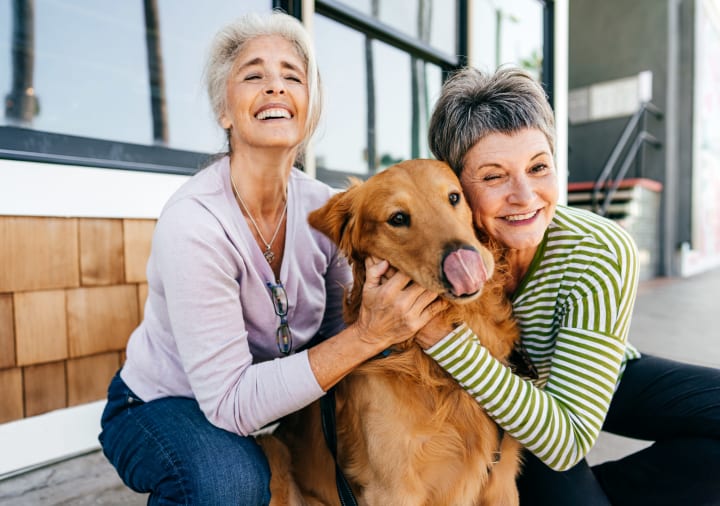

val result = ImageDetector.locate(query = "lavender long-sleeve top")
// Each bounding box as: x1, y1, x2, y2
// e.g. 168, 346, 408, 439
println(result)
121, 157, 351, 435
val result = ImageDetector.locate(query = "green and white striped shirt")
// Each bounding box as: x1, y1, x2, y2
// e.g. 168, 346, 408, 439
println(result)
426, 205, 640, 471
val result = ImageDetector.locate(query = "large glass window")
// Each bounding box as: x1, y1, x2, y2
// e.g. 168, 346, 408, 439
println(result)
314, 3, 453, 184
332, 0, 457, 55
374, 40, 443, 169
471, 0, 545, 81
0, 0, 270, 172
1, 1, 551, 180
4, 1, 151, 142
314, 17, 442, 175
313, 15, 367, 174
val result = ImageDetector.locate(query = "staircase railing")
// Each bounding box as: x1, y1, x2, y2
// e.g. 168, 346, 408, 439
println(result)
591, 102, 663, 216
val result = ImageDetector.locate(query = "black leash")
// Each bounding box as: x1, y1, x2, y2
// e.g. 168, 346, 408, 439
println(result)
320, 388, 359, 506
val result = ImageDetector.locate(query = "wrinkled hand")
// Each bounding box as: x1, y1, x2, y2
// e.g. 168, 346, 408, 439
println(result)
353, 257, 447, 350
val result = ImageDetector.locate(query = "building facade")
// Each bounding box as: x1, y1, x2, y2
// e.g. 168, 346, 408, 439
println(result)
3, 0, 714, 481
568, 0, 720, 277
0, 0, 564, 475
6, 0, 720, 480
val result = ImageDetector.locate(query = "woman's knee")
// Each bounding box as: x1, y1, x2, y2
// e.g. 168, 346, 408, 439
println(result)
178, 441, 271, 505
101, 396, 271, 505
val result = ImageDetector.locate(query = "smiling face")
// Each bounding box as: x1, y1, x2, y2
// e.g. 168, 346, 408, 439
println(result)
460, 128, 558, 268
220, 35, 309, 153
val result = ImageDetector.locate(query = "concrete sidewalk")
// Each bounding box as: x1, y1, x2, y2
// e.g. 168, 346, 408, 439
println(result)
1, 268, 719, 504
587, 266, 720, 465
628, 266, 720, 368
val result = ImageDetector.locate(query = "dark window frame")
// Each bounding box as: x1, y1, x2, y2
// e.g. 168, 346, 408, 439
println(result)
0, 126, 210, 175
315, 0, 464, 72
1, 1, 278, 176
540, 0, 555, 107
0, 0, 552, 178
309, 0, 468, 182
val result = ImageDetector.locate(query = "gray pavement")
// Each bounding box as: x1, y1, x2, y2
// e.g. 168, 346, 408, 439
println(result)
626, 267, 720, 368
1, 268, 719, 503
587, 266, 720, 465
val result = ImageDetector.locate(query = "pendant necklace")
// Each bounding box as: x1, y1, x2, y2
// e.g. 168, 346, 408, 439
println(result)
230, 174, 287, 264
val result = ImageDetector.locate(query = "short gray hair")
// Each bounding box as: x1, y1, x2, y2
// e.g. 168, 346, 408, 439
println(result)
428, 66, 555, 176
205, 11, 322, 157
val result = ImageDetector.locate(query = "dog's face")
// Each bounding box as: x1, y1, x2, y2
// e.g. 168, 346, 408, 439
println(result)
309, 159, 495, 302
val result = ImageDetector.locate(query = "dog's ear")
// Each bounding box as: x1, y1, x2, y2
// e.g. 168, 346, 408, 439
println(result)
308, 182, 363, 259
308, 190, 351, 245
309, 185, 367, 321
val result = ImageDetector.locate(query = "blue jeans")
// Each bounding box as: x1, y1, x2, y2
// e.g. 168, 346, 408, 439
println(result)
99, 371, 271, 505
516, 355, 720, 506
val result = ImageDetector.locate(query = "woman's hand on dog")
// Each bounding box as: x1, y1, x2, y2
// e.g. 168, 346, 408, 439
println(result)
355, 257, 448, 350
373, 258, 453, 349
307, 257, 448, 391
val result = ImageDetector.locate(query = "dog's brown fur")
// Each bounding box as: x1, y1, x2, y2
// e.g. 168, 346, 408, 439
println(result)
261, 159, 522, 505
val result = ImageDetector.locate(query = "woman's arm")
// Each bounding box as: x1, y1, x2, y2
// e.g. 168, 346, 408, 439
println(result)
154, 204, 444, 435
309, 257, 445, 391
425, 318, 626, 471
419, 240, 639, 470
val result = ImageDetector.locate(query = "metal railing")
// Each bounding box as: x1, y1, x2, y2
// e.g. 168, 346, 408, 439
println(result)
591, 102, 663, 216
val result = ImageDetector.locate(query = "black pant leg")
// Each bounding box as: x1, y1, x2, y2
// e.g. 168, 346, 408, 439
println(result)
517, 451, 611, 506
592, 355, 720, 506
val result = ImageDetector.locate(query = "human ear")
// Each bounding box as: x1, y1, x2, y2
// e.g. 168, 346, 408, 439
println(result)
220, 114, 232, 130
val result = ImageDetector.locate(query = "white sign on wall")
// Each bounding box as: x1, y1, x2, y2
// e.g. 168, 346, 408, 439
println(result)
568, 71, 653, 124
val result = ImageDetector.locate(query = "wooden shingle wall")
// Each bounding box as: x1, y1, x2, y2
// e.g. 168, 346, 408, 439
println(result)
0, 216, 155, 423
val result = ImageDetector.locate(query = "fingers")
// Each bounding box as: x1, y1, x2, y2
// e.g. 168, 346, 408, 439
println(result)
422, 298, 449, 321
364, 257, 390, 289
407, 289, 447, 327
415, 309, 453, 349
373, 255, 398, 283
365, 256, 437, 312
365, 256, 407, 290
357, 256, 452, 350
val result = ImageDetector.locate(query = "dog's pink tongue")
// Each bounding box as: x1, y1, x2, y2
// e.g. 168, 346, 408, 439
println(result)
443, 249, 487, 296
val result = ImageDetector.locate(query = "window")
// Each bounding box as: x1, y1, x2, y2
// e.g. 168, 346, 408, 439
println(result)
1, 1, 552, 180
0, 0, 271, 174
313, 0, 462, 185
313, 16, 367, 175
315, 23, 444, 175
332, 0, 457, 55
471, 0, 547, 82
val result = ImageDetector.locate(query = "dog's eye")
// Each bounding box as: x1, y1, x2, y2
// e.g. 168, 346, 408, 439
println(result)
449, 192, 461, 206
388, 212, 410, 227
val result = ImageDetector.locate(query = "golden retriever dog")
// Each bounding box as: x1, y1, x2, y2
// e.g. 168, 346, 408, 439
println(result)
260, 159, 522, 506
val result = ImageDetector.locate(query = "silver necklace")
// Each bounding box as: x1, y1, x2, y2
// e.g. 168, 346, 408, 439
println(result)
230, 174, 287, 264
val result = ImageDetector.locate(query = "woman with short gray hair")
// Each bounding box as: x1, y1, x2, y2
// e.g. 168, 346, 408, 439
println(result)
420, 66, 720, 505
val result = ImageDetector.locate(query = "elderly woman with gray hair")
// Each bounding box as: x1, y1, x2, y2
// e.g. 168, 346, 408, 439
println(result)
418, 66, 720, 505
98, 11, 444, 504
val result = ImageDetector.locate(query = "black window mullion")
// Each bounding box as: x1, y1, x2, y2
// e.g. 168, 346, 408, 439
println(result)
457, 0, 469, 68
315, 0, 459, 72
540, 0, 555, 107
274, 0, 302, 18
